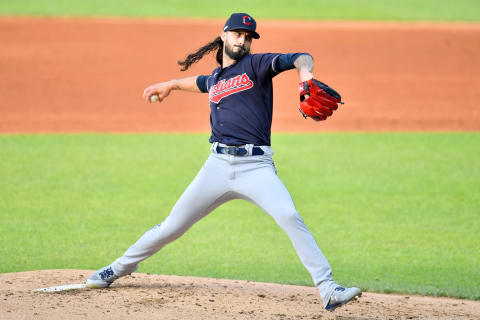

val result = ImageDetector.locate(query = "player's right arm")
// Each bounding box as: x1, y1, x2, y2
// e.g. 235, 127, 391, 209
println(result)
143, 75, 201, 103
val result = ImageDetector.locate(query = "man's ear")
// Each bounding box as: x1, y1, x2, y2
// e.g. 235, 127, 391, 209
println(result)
220, 31, 227, 42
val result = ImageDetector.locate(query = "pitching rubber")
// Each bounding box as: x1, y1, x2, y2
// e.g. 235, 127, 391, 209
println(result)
35, 284, 87, 292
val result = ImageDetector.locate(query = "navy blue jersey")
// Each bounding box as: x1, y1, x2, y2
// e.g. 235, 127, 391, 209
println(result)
197, 53, 307, 146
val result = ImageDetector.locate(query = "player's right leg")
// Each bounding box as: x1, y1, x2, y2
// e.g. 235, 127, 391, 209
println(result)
86, 154, 233, 288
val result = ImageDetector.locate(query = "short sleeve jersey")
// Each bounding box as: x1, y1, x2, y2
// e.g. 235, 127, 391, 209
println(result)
199, 53, 281, 146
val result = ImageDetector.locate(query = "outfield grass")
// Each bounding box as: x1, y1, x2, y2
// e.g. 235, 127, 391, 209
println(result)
0, 133, 479, 300
0, 0, 479, 21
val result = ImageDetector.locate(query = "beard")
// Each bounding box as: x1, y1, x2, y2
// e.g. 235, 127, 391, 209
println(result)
224, 42, 250, 61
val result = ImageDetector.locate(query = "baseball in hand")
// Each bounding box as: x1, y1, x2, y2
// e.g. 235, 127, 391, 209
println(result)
149, 94, 159, 103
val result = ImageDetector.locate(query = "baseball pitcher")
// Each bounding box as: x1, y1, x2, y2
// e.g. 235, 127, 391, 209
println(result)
86, 13, 361, 311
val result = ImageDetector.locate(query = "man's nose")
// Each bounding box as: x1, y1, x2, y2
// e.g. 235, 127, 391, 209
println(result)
237, 35, 245, 45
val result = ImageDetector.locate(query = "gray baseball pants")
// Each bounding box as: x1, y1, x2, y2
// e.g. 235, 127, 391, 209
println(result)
111, 143, 337, 307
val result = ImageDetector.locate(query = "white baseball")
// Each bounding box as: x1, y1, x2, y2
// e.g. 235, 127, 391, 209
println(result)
149, 94, 159, 103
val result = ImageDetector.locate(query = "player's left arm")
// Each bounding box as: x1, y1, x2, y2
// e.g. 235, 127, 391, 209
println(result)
292, 54, 314, 82
271, 53, 313, 80
273, 53, 342, 121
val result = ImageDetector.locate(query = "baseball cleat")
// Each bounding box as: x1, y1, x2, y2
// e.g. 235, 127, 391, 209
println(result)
325, 286, 362, 311
86, 265, 119, 289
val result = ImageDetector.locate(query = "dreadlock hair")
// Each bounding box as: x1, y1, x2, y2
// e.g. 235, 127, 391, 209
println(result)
178, 37, 224, 71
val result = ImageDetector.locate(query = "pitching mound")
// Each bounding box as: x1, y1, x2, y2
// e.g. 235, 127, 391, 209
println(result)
1, 270, 479, 319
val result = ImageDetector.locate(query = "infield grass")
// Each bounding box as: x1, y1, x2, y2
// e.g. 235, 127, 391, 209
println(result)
0, 0, 479, 22
1, 133, 479, 300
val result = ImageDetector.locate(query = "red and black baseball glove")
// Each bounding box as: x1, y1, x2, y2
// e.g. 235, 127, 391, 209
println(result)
299, 79, 343, 121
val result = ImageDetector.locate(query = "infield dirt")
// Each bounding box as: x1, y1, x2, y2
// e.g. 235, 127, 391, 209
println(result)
1, 270, 480, 320
0, 17, 479, 319
0, 18, 479, 132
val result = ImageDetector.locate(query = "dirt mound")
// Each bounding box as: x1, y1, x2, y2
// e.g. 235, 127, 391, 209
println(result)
1, 270, 479, 319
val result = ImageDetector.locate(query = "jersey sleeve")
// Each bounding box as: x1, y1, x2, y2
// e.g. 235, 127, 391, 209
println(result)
196, 75, 210, 93
250, 53, 281, 81
272, 53, 311, 73
251, 53, 312, 80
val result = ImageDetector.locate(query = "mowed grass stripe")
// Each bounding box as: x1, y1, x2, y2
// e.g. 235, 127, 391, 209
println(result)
0, 0, 479, 21
0, 133, 479, 300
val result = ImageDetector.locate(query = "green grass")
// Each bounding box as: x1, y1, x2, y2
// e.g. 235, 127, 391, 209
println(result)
0, 133, 479, 300
0, 0, 479, 21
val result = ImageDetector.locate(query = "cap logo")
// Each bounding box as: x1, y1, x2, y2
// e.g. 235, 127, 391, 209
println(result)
242, 15, 252, 26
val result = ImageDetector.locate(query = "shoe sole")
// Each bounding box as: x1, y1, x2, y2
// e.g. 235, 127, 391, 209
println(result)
326, 292, 362, 312
85, 279, 111, 289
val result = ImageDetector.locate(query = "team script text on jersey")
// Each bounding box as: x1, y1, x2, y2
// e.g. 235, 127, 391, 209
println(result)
209, 73, 254, 104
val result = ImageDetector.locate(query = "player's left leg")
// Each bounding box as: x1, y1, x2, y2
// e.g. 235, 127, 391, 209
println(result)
232, 151, 360, 309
